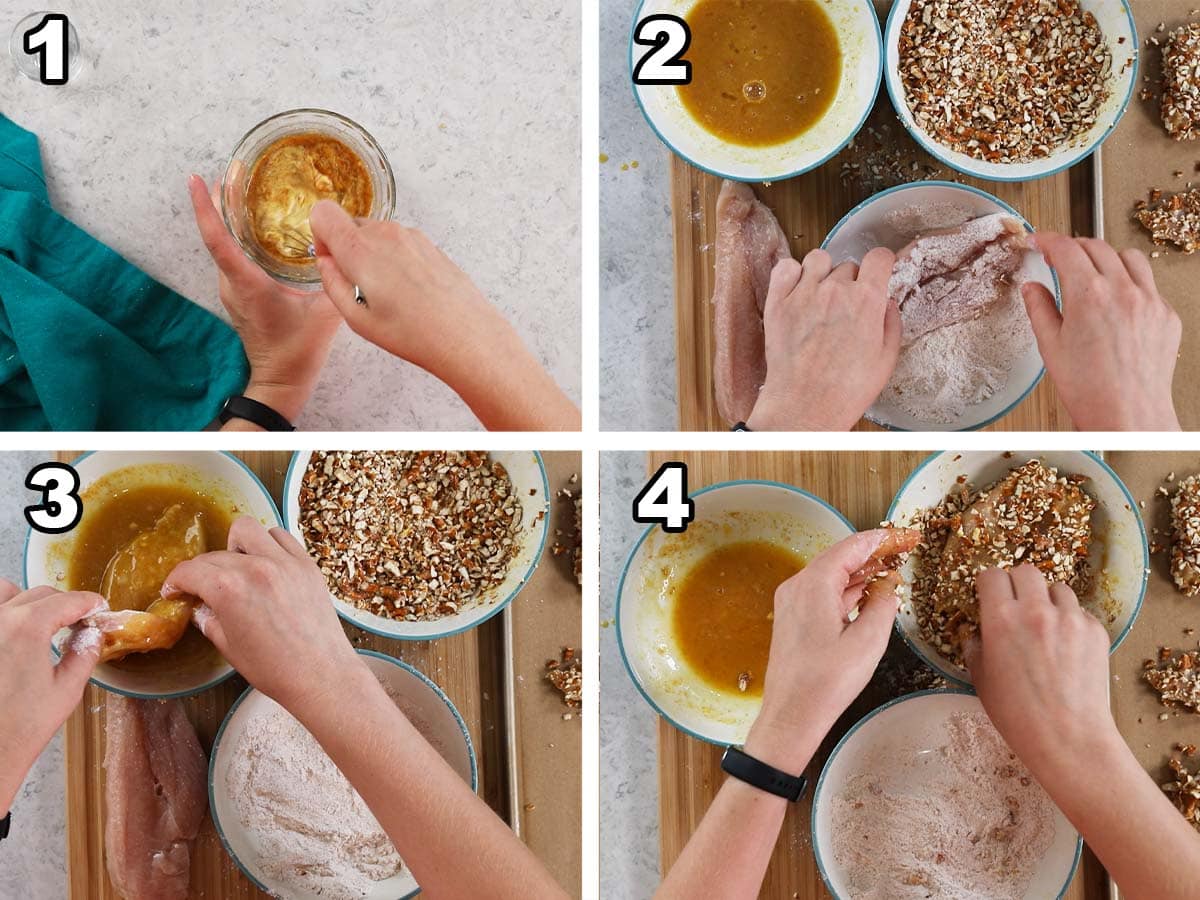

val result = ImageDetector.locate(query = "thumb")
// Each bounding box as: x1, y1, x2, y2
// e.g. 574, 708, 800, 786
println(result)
309, 200, 364, 271
1022, 282, 1062, 347
962, 634, 983, 676
54, 629, 100, 696
313, 253, 359, 314
192, 603, 228, 654
881, 298, 902, 364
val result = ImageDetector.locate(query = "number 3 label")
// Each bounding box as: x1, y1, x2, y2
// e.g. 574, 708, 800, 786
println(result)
25, 462, 82, 534
633, 462, 695, 533
23, 13, 70, 85
632, 15, 691, 86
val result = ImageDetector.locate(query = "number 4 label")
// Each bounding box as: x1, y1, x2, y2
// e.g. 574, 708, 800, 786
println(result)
632, 14, 692, 86
633, 462, 695, 533
25, 462, 82, 534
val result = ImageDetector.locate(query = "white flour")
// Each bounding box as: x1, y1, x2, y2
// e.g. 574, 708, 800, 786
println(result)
830, 711, 1056, 900
226, 682, 449, 900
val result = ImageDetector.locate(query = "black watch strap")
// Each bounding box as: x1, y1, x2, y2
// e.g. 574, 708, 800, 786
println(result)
720, 746, 807, 802
219, 396, 296, 432
0, 812, 10, 841
732, 422, 752, 432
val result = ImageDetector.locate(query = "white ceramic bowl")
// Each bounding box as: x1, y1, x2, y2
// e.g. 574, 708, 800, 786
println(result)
631, 0, 882, 182
823, 181, 1058, 431
887, 451, 1148, 685
884, 0, 1138, 182
209, 650, 477, 900
27, 452, 282, 699
283, 451, 549, 641
617, 480, 854, 745
813, 690, 1082, 900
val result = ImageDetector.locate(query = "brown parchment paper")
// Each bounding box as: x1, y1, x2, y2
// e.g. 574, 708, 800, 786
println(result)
1100, 5, 1200, 430
508, 451, 583, 898
1105, 453, 1200, 837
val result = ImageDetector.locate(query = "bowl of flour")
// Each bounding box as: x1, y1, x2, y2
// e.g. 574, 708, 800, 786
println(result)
822, 182, 1058, 431
209, 650, 477, 900
812, 690, 1081, 900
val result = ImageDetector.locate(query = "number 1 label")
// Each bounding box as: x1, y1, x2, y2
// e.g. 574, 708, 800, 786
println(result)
23, 13, 70, 85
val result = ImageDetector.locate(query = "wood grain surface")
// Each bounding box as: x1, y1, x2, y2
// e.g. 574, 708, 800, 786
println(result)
647, 451, 1109, 900
670, 1, 1098, 433
1098, 3, 1200, 431
60, 450, 580, 899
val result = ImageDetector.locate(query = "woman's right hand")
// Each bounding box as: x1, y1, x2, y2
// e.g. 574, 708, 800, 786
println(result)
163, 516, 364, 715
307, 201, 579, 431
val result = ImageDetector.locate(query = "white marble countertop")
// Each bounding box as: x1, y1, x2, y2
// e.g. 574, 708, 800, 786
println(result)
599, 0, 678, 432
1, 0, 579, 431
0, 452, 66, 900
600, 451, 660, 899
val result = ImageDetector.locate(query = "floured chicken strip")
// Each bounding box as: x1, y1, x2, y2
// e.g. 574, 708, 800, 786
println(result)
889, 214, 1029, 346
1171, 474, 1200, 597
712, 181, 792, 425
105, 696, 208, 900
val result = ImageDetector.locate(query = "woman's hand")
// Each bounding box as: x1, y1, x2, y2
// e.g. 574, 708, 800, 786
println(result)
308, 201, 580, 430
745, 529, 908, 774
746, 249, 900, 431
0, 581, 104, 814
966, 564, 1120, 779
188, 176, 343, 427
1023, 233, 1182, 431
162, 516, 362, 715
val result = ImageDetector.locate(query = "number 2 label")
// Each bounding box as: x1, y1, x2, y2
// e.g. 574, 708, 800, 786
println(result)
632, 15, 691, 86
23, 13, 70, 85
25, 462, 82, 534
633, 462, 694, 533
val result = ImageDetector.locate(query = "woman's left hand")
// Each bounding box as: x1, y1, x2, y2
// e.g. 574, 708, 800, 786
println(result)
188, 176, 344, 426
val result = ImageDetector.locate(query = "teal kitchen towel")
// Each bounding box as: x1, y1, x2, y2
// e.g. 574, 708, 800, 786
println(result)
0, 114, 248, 430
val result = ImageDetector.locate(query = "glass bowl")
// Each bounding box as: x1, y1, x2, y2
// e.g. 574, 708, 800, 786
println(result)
220, 109, 396, 291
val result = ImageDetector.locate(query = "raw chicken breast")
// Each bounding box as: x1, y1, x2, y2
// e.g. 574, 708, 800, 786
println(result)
712, 180, 792, 425
889, 214, 1028, 346
105, 696, 208, 900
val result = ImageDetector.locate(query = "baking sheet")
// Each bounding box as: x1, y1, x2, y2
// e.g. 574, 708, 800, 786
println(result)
647, 451, 1108, 900
1099, 4, 1200, 430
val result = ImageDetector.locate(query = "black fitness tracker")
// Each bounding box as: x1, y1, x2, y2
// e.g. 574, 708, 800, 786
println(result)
720, 746, 807, 802
0, 812, 11, 841
219, 396, 296, 432
732, 422, 752, 432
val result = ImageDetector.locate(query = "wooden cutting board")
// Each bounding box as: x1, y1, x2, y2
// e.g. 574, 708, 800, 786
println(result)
61, 450, 581, 899
1098, 3, 1200, 430
671, 1, 1097, 432
1105, 452, 1200, 900
648, 450, 1108, 899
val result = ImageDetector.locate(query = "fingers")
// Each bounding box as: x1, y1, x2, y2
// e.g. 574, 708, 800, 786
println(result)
162, 555, 246, 609
192, 603, 228, 650
856, 247, 896, 296
10, 585, 60, 607
1021, 282, 1063, 345
975, 566, 1015, 612
1032, 232, 1096, 292
310, 200, 366, 273
962, 634, 983, 674
829, 260, 860, 283
314, 253, 359, 314
1009, 562, 1052, 606
27, 590, 107, 639
1076, 238, 1127, 280
799, 249, 833, 288
268, 527, 311, 562
0, 578, 21, 604
882, 298, 902, 356
226, 516, 288, 560
805, 530, 890, 592
1048, 580, 1081, 610
847, 571, 901, 646
1119, 248, 1157, 293
767, 258, 804, 301
54, 632, 100, 693
188, 175, 251, 277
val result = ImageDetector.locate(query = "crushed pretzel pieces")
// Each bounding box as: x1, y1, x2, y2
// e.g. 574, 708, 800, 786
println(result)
299, 451, 524, 622
1171, 474, 1200, 595
1144, 647, 1200, 712
899, 0, 1113, 164
1163, 755, 1200, 831
546, 647, 581, 711
1134, 188, 1200, 253
908, 460, 1096, 666
1163, 24, 1200, 140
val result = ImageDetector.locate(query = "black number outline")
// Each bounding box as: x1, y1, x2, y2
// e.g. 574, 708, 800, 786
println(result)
632, 14, 692, 86
632, 461, 695, 534
24, 462, 83, 535
23, 13, 70, 86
